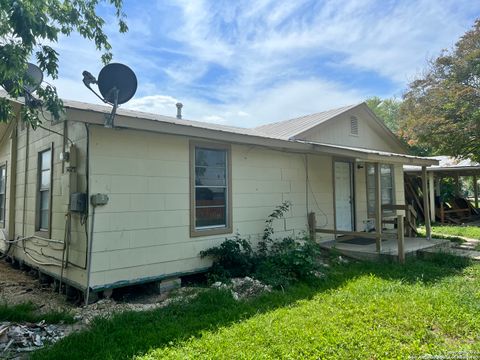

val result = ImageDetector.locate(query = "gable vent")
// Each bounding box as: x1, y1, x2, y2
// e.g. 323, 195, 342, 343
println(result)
350, 116, 359, 135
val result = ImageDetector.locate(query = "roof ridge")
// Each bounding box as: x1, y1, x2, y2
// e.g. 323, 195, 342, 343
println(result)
254, 103, 362, 130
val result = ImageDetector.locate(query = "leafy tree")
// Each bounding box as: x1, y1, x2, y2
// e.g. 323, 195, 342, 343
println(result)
400, 19, 480, 162
365, 96, 402, 134
366, 96, 430, 156
0, 0, 128, 127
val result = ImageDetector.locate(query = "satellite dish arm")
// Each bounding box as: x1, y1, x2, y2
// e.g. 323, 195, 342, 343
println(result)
104, 87, 119, 128
82, 71, 109, 104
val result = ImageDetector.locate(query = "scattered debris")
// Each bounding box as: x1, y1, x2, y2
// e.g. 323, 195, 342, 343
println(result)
211, 277, 272, 300
0, 320, 78, 356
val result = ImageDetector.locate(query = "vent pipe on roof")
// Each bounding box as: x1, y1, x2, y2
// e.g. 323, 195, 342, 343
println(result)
176, 102, 183, 119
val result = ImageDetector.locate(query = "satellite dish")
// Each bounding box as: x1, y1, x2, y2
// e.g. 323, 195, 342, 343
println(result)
97, 63, 137, 105
24, 63, 43, 93
82, 62, 137, 128
2, 62, 43, 94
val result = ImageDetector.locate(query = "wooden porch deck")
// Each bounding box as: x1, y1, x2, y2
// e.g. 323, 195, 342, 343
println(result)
319, 236, 451, 261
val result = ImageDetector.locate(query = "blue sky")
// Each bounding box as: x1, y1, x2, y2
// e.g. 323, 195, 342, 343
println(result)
51, 0, 480, 127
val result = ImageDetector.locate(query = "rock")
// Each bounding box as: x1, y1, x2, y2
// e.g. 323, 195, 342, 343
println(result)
311, 270, 326, 279
211, 277, 272, 301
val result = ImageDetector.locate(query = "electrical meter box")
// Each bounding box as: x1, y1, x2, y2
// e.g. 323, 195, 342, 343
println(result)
91, 193, 109, 206
70, 192, 87, 213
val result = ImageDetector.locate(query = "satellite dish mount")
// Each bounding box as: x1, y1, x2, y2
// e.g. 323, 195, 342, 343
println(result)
82, 63, 137, 128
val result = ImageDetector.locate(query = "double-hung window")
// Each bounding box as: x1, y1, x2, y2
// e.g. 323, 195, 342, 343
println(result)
37, 149, 52, 232
366, 164, 394, 217
0, 165, 6, 226
190, 142, 232, 236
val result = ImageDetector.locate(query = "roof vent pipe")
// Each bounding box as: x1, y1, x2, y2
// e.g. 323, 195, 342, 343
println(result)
176, 102, 183, 119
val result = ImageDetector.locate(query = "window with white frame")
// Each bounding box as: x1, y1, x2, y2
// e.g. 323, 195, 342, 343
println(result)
37, 149, 51, 231
191, 142, 231, 236
0, 165, 6, 226
366, 164, 394, 217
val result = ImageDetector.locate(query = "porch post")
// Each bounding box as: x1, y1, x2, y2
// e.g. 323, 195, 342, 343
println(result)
455, 173, 460, 197
422, 166, 432, 240
429, 172, 435, 222
374, 163, 382, 252
474, 174, 478, 209
397, 215, 405, 264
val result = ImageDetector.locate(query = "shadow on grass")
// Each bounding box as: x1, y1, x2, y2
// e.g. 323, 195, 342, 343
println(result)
32, 253, 473, 360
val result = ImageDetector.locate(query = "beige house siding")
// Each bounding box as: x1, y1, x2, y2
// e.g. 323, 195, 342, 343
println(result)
394, 164, 406, 214
299, 107, 405, 154
0, 123, 12, 252
88, 126, 330, 289
0, 102, 412, 293
6, 119, 88, 289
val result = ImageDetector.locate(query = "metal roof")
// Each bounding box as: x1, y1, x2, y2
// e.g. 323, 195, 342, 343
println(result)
404, 156, 480, 173
62, 99, 265, 138
300, 141, 438, 166
0, 91, 437, 165
254, 103, 360, 140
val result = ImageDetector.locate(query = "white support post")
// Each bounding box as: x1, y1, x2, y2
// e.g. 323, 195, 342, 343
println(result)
374, 163, 382, 252
397, 215, 405, 264
429, 172, 435, 222
422, 166, 432, 240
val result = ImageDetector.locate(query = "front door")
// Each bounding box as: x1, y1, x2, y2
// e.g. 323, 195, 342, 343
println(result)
334, 161, 354, 231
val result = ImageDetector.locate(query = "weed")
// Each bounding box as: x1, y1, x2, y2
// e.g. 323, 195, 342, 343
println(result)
201, 202, 322, 288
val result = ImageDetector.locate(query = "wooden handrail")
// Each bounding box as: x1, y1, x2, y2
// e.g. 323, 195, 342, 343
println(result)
314, 228, 397, 240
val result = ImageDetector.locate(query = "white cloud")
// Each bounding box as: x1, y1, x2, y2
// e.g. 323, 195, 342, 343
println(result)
126, 77, 364, 127
45, 0, 479, 128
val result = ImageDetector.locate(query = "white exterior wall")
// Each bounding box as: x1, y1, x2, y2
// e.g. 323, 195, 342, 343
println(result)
300, 107, 405, 154
88, 126, 340, 289
87, 125, 408, 289
2, 119, 89, 289
0, 123, 12, 252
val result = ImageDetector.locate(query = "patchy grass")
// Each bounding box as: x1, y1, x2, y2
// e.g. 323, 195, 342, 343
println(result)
418, 225, 480, 243
0, 302, 74, 324
32, 255, 480, 360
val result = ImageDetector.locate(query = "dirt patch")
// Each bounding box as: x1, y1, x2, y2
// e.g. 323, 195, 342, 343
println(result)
0, 260, 74, 314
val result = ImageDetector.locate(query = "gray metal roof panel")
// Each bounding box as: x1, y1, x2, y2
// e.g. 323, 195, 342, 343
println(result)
254, 103, 361, 139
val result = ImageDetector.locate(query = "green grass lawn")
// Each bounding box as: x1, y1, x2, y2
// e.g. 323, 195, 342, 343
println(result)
0, 302, 74, 324
430, 225, 480, 240
418, 224, 480, 244
33, 255, 480, 360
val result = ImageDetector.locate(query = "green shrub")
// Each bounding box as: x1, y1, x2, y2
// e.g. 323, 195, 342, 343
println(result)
201, 202, 323, 288
200, 233, 254, 282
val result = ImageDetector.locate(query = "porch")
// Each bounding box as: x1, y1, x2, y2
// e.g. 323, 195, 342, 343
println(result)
318, 236, 450, 262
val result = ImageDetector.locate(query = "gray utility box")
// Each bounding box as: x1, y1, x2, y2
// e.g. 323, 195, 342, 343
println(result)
70, 192, 87, 213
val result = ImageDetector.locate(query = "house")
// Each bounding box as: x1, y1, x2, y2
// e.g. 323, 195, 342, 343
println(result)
404, 156, 480, 224
0, 94, 437, 300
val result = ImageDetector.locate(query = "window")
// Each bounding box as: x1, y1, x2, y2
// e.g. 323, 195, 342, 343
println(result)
190, 142, 232, 236
366, 164, 394, 217
0, 165, 6, 226
37, 149, 52, 231
350, 116, 359, 136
